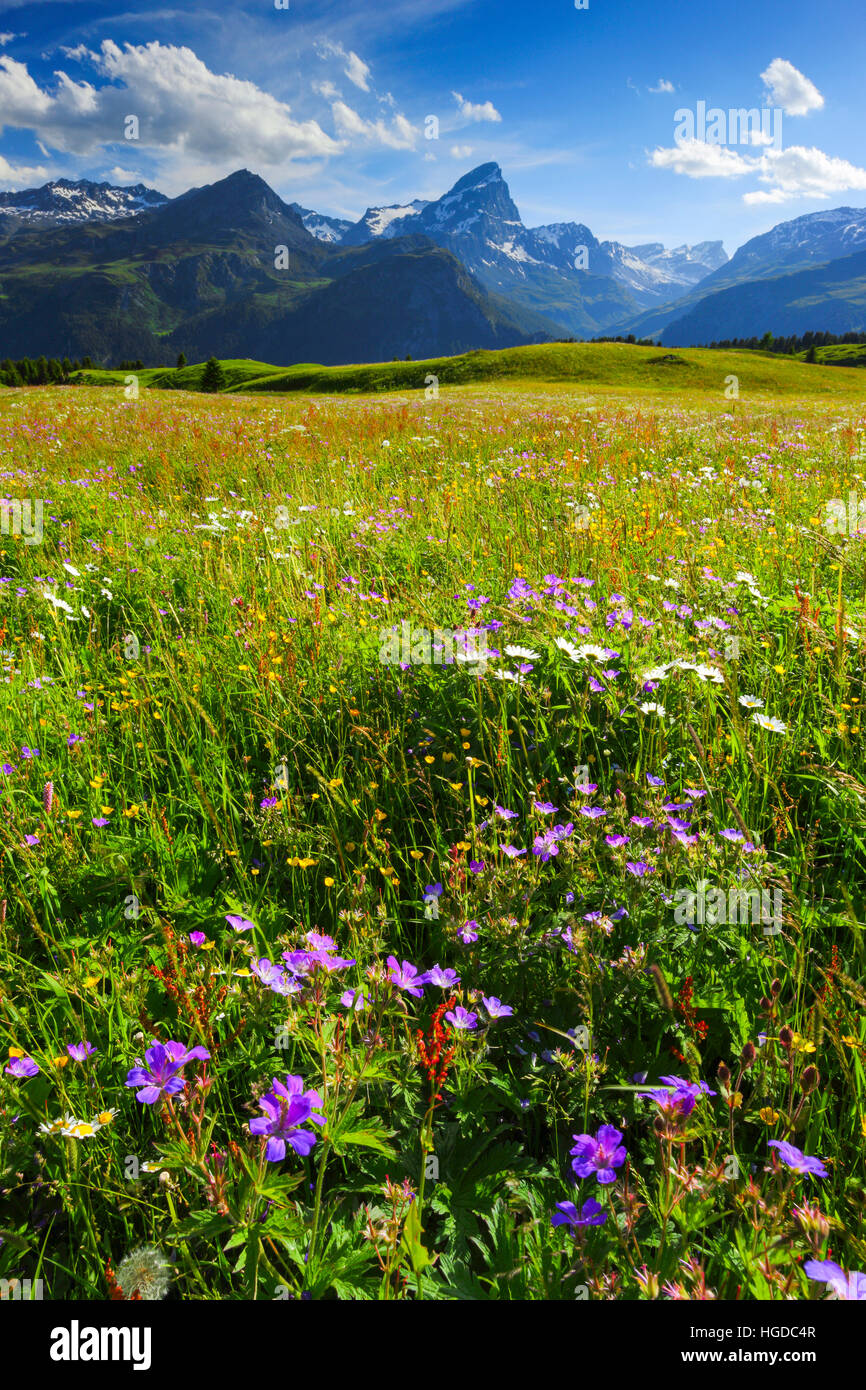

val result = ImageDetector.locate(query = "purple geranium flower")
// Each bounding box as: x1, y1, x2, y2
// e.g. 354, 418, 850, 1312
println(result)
804, 1260, 866, 1300
445, 1006, 478, 1031
225, 913, 256, 932
551, 1198, 607, 1229
249, 1074, 325, 1162
426, 964, 461, 988
768, 1140, 828, 1178
605, 834, 630, 848
639, 1075, 716, 1117
570, 1124, 627, 1184
387, 956, 426, 998
533, 801, 558, 813
67, 1041, 96, 1062
189, 931, 206, 946
125, 1040, 211, 1105
5, 1055, 39, 1078
482, 996, 513, 1018
458, 920, 479, 943
580, 806, 607, 820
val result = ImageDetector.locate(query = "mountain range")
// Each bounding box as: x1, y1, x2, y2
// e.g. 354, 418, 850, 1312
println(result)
0, 164, 864, 365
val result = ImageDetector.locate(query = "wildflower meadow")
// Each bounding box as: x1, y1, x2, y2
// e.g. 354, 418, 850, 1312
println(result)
1, 377, 865, 1313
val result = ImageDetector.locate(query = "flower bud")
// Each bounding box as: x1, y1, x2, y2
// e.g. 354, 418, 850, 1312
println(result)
801, 1065, 820, 1093
779, 1026, 794, 1048
740, 1042, 757, 1069
717, 1061, 731, 1084
770, 978, 782, 997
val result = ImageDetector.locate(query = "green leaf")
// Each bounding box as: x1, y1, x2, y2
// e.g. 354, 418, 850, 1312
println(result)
400, 1201, 433, 1275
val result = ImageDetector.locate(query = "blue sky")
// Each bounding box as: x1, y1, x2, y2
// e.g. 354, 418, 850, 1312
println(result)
0, 0, 864, 255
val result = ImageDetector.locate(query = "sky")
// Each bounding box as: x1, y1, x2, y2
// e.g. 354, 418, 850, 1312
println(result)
0, 0, 864, 256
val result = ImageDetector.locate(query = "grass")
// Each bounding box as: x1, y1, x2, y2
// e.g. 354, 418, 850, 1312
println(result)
0, 377, 865, 1301
70, 340, 866, 399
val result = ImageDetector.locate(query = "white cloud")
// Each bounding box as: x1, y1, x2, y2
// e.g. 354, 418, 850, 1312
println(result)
317, 40, 371, 92
760, 58, 824, 116
452, 91, 501, 123
648, 78, 675, 94
344, 51, 371, 92
450, 144, 473, 159
0, 33, 20, 46
108, 165, 142, 184
650, 138, 756, 178
331, 100, 417, 150
0, 152, 50, 188
313, 79, 340, 100
0, 43, 341, 190
745, 145, 866, 203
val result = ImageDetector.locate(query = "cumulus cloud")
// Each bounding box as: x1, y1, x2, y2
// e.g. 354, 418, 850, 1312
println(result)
0, 42, 341, 189
760, 58, 824, 116
0, 151, 50, 188
650, 138, 756, 178
648, 78, 675, 94
331, 100, 417, 149
745, 145, 866, 203
0, 32, 20, 45
452, 91, 501, 123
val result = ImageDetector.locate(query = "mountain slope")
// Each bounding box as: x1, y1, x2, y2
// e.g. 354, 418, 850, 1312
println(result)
660, 247, 866, 345
167, 235, 566, 364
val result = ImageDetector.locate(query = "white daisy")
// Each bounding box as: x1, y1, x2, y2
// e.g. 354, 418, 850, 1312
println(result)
638, 702, 666, 717
505, 645, 539, 659
739, 695, 764, 709
751, 713, 787, 734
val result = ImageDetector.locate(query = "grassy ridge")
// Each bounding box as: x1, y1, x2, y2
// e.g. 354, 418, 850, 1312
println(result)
68, 341, 866, 399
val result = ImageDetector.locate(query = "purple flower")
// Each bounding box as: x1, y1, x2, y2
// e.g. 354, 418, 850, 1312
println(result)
67, 734, 84, 748
646, 774, 665, 787
804, 1260, 866, 1300
630, 816, 653, 828
249, 1074, 325, 1162
67, 1041, 96, 1062
91, 817, 109, 828
20, 746, 39, 760
626, 861, 652, 877
495, 805, 518, 820
423, 883, 443, 898
189, 931, 206, 946
768, 1141, 828, 1178
580, 807, 606, 820
666, 817, 691, 833
387, 956, 426, 998
639, 1075, 716, 1117
426, 964, 461, 988
23, 834, 40, 846
500, 844, 526, 858
5, 1055, 39, 1078
605, 834, 630, 848
445, 1006, 478, 1031
252, 957, 286, 988
260, 796, 278, 810
551, 1198, 607, 1229
125, 1040, 211, 1105
570, 1124, 627, 1184
468, 859, 486, 873
458, 920, 479, 943
1, 763, 15, 775
533, 801, 558, 813
225, 913, 255, 932
719, 828, 744, 842
341, 987, 368, 1010
482, 996, 513, 1018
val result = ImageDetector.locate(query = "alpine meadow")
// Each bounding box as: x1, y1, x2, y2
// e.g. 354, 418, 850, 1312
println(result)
1, 0, 866, 1337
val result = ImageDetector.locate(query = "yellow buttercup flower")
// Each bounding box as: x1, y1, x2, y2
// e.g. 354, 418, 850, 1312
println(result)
759, 1107, 780, 1124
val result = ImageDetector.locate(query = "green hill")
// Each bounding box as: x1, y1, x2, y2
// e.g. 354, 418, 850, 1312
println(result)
68, 341, 866, 399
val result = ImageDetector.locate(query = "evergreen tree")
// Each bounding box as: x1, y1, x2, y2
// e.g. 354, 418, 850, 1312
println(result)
176, 352, 187, 369
200, 356, 227, 393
